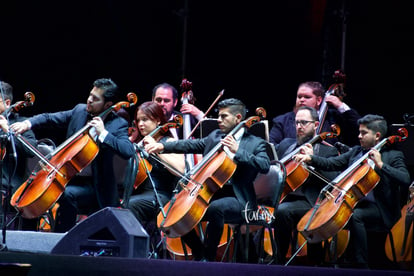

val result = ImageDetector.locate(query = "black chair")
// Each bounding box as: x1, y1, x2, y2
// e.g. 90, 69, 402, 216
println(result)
226, 160, 286, 263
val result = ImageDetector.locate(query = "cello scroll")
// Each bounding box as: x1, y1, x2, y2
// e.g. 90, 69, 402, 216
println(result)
7, 91, 35, 116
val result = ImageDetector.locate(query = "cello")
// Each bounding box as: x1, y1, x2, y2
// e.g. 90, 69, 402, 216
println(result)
157, 108, 266, 238
385, 183, 413, 267
0, 92, 35, 159
5, 91, 35, 117
297, 128, 408, 244
131, 114, 183, 190
11, 93, 138, 219
279, 125, 341, 203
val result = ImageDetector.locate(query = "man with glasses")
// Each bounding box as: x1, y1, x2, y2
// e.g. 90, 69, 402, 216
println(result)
269, 81, 360, 147
273, 106, 340, 266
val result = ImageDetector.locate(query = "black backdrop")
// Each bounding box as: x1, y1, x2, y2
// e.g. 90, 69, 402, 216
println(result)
1, 1, 413, 145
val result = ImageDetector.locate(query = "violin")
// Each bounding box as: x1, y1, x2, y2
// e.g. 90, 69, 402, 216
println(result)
297, 128, 408, 244
316, 70, 346, 135
158, 107, 266, 238
279, 125, 341, 202
10, 93, 138, 219
385, 183, 413, 267
132, 115, 183, 190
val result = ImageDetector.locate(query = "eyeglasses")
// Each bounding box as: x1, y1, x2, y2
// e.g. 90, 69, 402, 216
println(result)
295, 120, 315, 127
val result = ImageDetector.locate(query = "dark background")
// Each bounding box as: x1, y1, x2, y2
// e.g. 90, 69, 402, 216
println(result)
1, 0, 413, 144
1, 1, 413, 268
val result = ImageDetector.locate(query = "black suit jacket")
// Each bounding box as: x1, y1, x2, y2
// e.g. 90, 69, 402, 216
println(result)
29, 104, 135, 207
310, 146, 411, 228
270, 108, 361, 147
2, 113, 37, 193
162, 129, 271, 209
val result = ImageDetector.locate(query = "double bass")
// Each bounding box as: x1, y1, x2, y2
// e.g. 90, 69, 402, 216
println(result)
158, 108, 266, 238
316, 70, 346, 135
180, 79, 196, 171
297, 128, 408, 244
11, 93, 138, 219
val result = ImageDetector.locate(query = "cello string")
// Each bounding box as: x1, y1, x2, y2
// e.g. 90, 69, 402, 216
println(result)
13, 133, 65, 178
303, 164, 352, 198
148, 152, 204, 188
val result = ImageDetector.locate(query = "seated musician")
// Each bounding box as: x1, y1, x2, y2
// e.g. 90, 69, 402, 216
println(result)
124, 101, 185, 227
143, 98, 270, 262
11, 78, 135, 233
274, 106, 340, 265
294, 114, 411, 268
0, 81, 38, 230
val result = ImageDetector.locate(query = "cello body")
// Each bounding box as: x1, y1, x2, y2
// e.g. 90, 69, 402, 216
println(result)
11, 133, 99, 218
164, 222, 234, 261
385, 185, 413, 266
298, 163, 380, 243
158, 150, 236, 238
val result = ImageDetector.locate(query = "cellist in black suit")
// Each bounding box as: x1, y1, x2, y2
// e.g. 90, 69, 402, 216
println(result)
294, 114, 411, 268
144, 98, 270, 261
274, 106, 340, 265
11, 78, 135, 233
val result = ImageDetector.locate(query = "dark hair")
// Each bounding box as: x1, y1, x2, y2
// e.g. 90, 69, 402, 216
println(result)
152, 83, 178, 102
133, 101, 168, 141
0, 81, 13, 102
298, 81, 325, 98
135, 101, 167, 126
93, 78, 119, 103
217, 98, 247, 119
296, 106, 319, 121
357, 114, 388, 138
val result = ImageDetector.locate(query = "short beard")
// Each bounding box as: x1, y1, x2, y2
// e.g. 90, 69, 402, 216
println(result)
297, 132, 314, 146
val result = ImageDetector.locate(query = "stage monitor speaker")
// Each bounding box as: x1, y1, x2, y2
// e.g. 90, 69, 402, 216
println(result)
0, 231, 65, 254
51, 207, 149, 258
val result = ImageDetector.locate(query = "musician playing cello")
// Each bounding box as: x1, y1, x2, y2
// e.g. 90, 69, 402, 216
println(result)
144, 98, 270, 262
294, 114, 411, 268
11, 78, 135, 233
125, 101, 185, 225
0, 81, 38, 230
274, 106, 340, 265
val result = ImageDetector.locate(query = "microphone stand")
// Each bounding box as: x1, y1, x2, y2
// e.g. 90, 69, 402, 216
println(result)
285, 183, 331, 266
0, 133, 8, 251
0, 81, 19, 251
135, 146, 170, 260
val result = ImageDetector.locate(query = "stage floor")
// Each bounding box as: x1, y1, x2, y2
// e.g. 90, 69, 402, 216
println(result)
1, 250, 413, 276
0, 229, 412, 276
